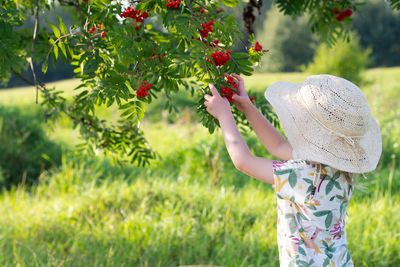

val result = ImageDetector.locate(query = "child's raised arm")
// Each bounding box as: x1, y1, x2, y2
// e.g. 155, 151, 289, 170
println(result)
230, 73, 293, 161
204, 83, 274, 184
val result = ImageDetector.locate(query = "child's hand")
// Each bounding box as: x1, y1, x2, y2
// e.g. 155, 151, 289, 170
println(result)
204, 83, 232, 120
229, 73, 253, 113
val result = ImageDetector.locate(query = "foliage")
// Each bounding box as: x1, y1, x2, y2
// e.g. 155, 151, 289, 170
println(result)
0, 0, 396, 166
0, 105, 62, 189
256, 6, 318, 72
2, 159, 398, 266
274, 0, 362, 45
303, 33, 371, 85
351, 0, 400, 67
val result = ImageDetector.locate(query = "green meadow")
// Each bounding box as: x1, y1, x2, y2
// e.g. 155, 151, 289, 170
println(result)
0, 68, 399, 266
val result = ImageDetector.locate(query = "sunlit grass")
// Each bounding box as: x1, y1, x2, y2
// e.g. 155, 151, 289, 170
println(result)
0, 67, 399, 266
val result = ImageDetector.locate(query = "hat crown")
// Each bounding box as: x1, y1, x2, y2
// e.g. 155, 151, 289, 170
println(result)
299, 75, 371, 137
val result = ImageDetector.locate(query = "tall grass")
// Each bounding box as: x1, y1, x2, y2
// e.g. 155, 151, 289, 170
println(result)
0, 68, 399, 266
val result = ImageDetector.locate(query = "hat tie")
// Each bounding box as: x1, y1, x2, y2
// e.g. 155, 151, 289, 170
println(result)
298, 87, 365, 148
328, 130, 359, 147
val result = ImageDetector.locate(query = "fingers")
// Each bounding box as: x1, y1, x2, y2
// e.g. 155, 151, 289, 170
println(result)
204, 94, 211, 107
231, 73, 243, 83
209, 83, 220, 97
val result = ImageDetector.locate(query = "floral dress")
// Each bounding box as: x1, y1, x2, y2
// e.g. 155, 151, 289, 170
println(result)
272, 159, 354, 267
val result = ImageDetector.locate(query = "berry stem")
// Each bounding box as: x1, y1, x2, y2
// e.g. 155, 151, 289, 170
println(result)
183, 0, 206, 42
190, 0, 207, 10
236, 33, 249, 50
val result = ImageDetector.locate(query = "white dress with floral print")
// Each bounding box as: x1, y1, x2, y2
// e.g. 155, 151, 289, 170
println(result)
272, 159, 354, 267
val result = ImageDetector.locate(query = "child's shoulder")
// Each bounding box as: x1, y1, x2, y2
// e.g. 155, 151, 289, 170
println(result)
272, 159, 311, 171
272, 159, 334, 173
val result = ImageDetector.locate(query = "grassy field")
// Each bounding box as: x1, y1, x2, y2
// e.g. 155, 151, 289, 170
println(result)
0, 68, 399, 266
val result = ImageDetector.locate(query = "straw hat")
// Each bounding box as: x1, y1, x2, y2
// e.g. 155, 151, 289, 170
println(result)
265, 74, 382, 174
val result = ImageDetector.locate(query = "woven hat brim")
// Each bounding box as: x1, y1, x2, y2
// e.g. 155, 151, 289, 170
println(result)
265, 81, 382, 173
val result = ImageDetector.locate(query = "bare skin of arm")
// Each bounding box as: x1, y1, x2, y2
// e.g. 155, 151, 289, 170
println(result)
230, 73, 293, 161
204, 83, 274, 184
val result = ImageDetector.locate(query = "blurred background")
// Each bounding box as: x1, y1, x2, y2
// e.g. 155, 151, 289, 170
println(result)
0, 0, 399, 266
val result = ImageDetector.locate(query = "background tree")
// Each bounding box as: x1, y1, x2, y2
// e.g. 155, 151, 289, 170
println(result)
352, 0, 400, 67
255, 6, 318, 72
303, 32, 371, 85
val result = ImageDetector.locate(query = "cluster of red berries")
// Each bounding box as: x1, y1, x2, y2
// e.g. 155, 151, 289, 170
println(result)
221, 73, 238, 103
166, 0, 180, 9
222, 73, 255, 103
220, 86, 236, 103
209, 39, 219, 48
137, 81, 152, 98
334, 8, 353, 21
146, 52, 166, 66
120, 7, 148, 22
200, 21, 214, 38
225, 74, 238, 89
211, 50, 231, 66
254, 41, 262, 52
89, 24, 105, 37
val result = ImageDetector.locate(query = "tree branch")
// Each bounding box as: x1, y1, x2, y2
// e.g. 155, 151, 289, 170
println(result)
184, 0, 205, 42
11, 68, 34, 86
84, 4, 92, 32
29, 2, 40, 104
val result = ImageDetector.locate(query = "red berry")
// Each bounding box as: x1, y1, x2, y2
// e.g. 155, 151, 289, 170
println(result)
211, 51, 231, 66
254, 41, 262, 52
100, 31, 105, 38
336, 13, 345, 21
342, 8, 353, 17
97, 24, 102, 29
334, 8, 340, 14
83, 0, 88, 2
135, 24, 140, 30
136, 89, 144, 98
166, 0, 180, 9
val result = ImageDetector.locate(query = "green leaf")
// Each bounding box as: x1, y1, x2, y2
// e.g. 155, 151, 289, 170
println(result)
307, 204, 317, 210
57, 15, 67, 35
53, 44, 59, 60
288, 216, 296, 233
274, 169, 292, 175
48, 22, 60, 38
42, 60, 48, 74
325, 212, 333, 228
332, 171, 341, 180
225, 14, 235, 29
58, 42, 67, 58
313, 210, 330, 217
298, 246, 307, 256
221, 0, 240, 8
334, 181, 342, 190
325, 181, 334, 195
288, 170, 297, 187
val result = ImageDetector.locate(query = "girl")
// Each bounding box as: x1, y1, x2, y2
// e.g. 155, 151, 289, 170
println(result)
204, 73, 382, 266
